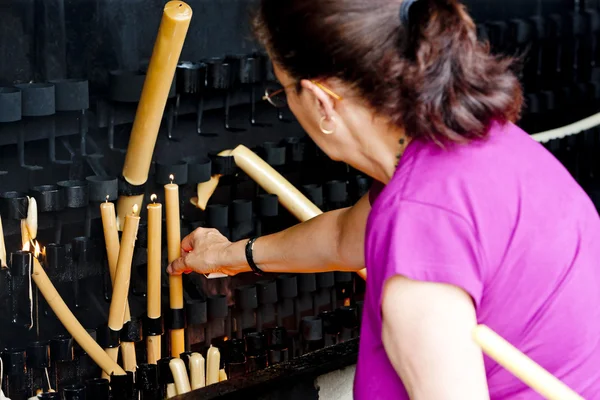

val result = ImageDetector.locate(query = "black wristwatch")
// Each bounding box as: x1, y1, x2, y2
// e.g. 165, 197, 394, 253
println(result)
245, 237, 265, 276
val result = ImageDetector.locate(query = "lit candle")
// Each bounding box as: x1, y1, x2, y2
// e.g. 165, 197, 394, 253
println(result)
165, 175, 185, 357
147, 194, 163, 364
107, 205, 140, 333
0, 215, 6, 268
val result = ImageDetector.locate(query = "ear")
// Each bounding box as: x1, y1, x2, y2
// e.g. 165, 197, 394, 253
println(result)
300, 79, 336, 120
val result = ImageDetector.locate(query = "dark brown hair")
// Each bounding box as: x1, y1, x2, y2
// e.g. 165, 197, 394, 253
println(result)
254, 0, 523, 144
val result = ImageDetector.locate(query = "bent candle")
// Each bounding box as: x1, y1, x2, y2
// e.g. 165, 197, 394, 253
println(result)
32, 257, 125, 376
117, 1, 193, 226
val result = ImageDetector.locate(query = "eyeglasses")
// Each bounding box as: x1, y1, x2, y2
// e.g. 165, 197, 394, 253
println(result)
262, 81, 343, 108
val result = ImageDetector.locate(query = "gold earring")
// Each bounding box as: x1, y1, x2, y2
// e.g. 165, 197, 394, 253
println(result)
319, 116, 336, 135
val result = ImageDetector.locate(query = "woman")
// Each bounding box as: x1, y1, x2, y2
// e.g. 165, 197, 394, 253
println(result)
168, 0, 600, 398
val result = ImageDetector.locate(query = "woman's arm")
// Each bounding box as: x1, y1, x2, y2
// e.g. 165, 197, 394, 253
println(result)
168, 194, 370, 276
382, 276, 490, 400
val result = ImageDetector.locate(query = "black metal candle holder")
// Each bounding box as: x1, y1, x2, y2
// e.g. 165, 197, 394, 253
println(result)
231, 199, 254, 242
63, 383, 86, 400
0, 87, 22, 123
234, 285, 258, 339
206, 295, 228, 346
275, 275, 297, 331
244, 331, 267, 373
0, 191, 29, 220
110, 371, 135, 400
176, 61, 207, 135
85, 378, 110, 400
256, 193, 279, 236
300, 316, 324, 355
136, 363, 161, 400
155, 160, 188, 186
256, 280, 278, 332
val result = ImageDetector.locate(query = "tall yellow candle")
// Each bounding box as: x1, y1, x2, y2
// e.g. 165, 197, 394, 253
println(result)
165, 175, 185, 357
107, 206, 140, 331
0, 215, 6, 268
121, 1, 192, 186
100, 198, 130, 319
147, 195, 163, 364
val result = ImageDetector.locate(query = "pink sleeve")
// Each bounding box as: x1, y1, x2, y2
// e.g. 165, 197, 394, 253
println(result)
366, 199, 485, 308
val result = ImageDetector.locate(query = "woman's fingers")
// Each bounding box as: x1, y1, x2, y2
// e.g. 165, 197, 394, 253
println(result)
181, 232, 196, 252
167, 256, 187, 275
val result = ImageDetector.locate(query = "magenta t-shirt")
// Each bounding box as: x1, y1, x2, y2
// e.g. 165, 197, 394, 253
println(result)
354, 122, 600, 399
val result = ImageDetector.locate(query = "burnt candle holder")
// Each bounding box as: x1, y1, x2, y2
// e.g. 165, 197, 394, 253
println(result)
71, 237, 94, 308
14, 83, 55, 171
256, 280, 278, 332
136, 363, 161, 400
207, 295, 229, 346
297, 274, 317, 321
85, 378, 110, 400
234, 285, 258, 339
239, 54, 268, 127
110, 371, 135, 400
43, 243, 67, 281
300, 317, 324, 355
206, 204, 230, 239
176, 61, 207, 135
50, 79, 90, 158
334, 272, 354, 308
121, 317, 142, 355
75, 329, 101, 383
0, 191, 29, 220
63, 383, 86, 400
316, 273, 336, 313
206, 57, 243, 133
49, 335, 74, 392
224, 338, 246, 379
244, 332, 267, 373
256, 194, 279, 236
31, 184, 66, 244
107, 70, 146, 152
325, 180, 349, 211
1, 348, 28, 400
337, 306, 359, 342
40, 391, 59, 399
0, 87, 22, 123
58, 180, 89, 238
265, 327, 289, 366
231, 199, 254, 242
26, 341, 51, 395
186, 156, 212, 186
319, 310, 340, 347
276, 275, 298, 331
157, 357, 175, 399
155, 160, 189, 186
302, 185, 324, 210
185, 299, 207, 349
9, 250, 33, 329
86, 175, 118, 238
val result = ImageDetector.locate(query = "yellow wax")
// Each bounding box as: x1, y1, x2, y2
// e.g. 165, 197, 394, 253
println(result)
122, 2, 193, 186
32, 258, 125, 376
165, 183, 183, 309
147, 202, 163, 318
0, 216, 6, 268
107, 212, 140, 331
100, 201, 131, 320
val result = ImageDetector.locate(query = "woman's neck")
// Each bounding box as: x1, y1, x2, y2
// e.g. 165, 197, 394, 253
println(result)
344, 108, 410, 185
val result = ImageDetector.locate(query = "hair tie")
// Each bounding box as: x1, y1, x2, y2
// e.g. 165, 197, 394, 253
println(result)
399, 0, 419, 26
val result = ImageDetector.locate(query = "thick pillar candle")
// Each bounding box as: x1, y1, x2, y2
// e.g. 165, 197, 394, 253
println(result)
147, 195, 163, 364
121, 1, 192, 186
165, 176, 185, 357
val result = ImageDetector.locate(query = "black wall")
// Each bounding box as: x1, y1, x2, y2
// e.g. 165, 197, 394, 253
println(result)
0, 0, 577, 92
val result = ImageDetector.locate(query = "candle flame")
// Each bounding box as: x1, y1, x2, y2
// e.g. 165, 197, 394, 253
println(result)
23, 241, 31, 252
132, 204, 139, 215
344, 298, 351, 307
150, 194, 157, 203
33, 242, 41, 258
105, 195, 109, 203
169, 174, 175, 184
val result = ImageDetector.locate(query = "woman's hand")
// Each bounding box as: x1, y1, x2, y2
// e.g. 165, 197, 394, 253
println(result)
167, 228, 245, 276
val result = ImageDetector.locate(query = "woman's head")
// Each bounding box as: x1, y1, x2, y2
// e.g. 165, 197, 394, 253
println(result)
255, 0, 523, 155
